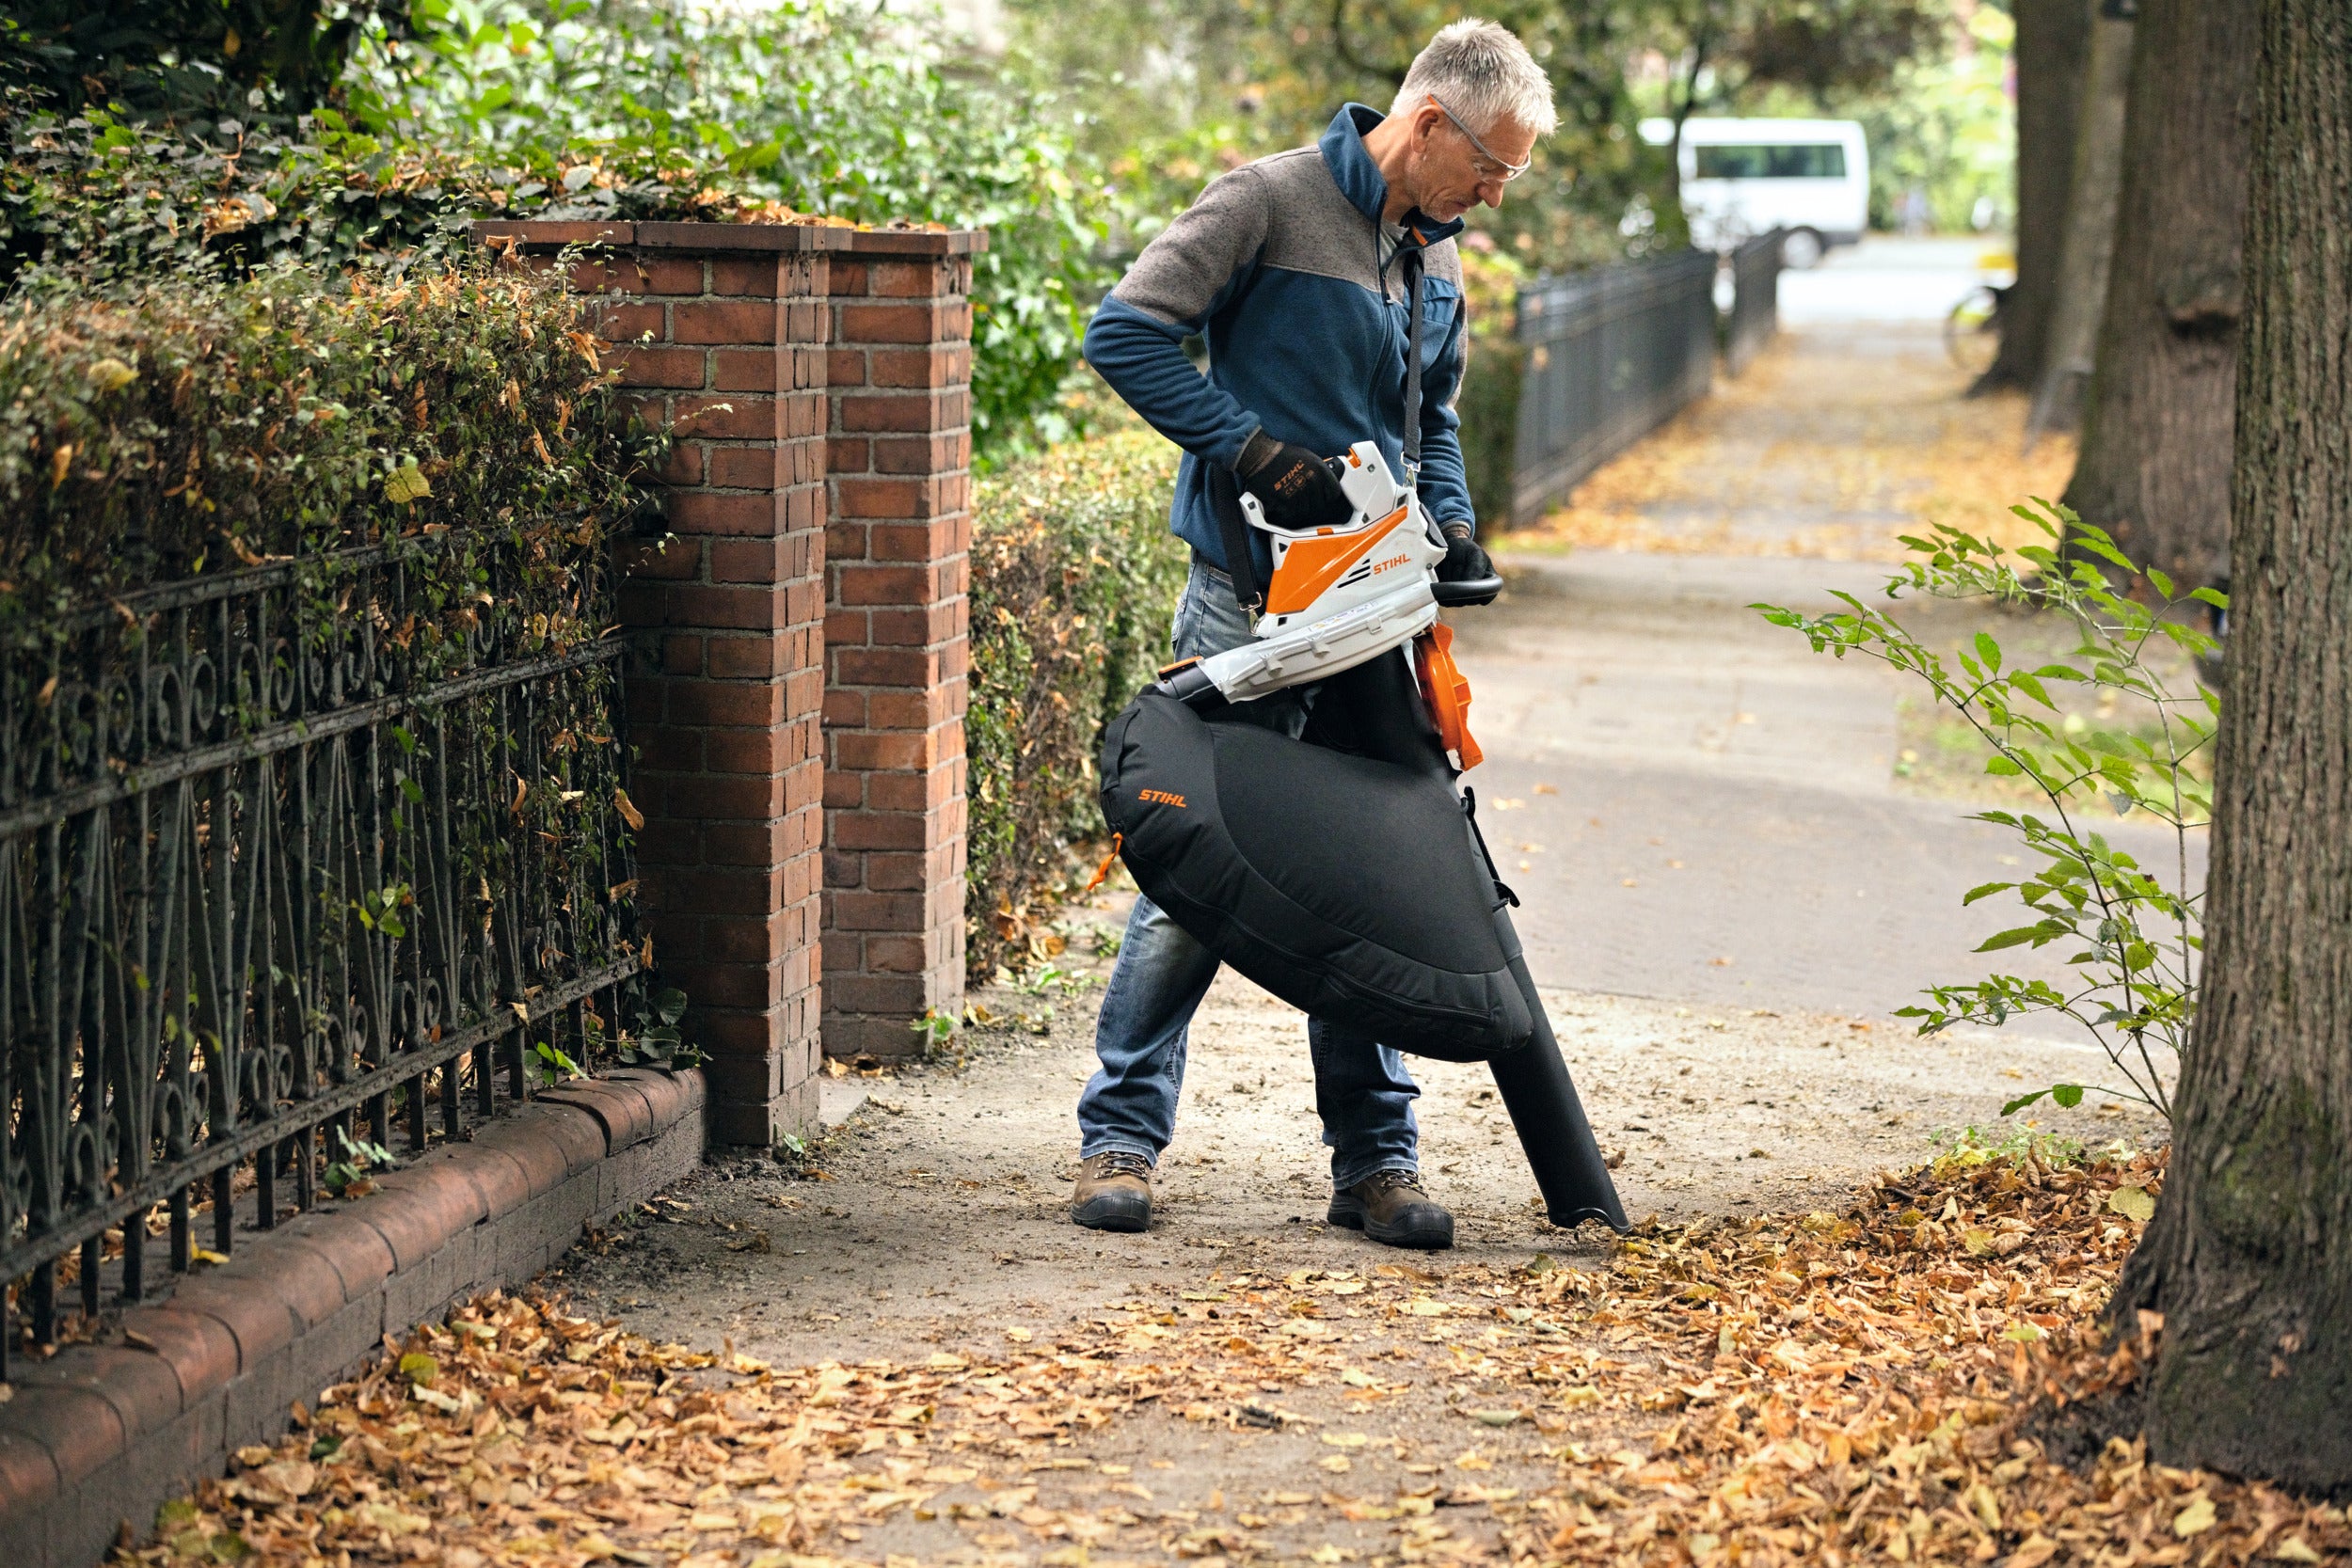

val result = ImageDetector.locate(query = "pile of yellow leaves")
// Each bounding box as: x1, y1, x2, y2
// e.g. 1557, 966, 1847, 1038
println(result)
1491, 339, 2077, 565
121, 1148, 2348, 1568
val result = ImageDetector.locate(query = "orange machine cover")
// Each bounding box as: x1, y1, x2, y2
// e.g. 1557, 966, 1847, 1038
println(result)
1413, 621, 1483, 770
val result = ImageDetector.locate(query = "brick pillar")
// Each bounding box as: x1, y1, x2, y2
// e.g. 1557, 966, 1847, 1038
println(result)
477, 219, 846, 1145
821, 232, 983, 1058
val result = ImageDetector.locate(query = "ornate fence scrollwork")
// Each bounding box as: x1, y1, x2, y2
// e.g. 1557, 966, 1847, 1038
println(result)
0, 526, 652, 1373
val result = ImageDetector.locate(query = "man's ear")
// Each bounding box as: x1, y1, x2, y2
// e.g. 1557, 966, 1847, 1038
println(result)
1412, 100, 1448, 147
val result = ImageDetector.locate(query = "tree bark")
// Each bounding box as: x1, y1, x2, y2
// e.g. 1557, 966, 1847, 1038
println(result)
2025, 1, 2134, 439
1977, 0, 2090, 392
2112, 0, 2352, 1492
2059, 0, 2255, 593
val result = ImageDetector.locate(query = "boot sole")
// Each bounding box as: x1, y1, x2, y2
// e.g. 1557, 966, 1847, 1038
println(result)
1327, 1196, 1454, 1251
1073, 1193, 1152, 1232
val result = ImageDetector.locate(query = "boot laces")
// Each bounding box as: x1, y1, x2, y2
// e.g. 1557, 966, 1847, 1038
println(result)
1364, 1168, 1425, 1196
1094, 1150, 1152, 1178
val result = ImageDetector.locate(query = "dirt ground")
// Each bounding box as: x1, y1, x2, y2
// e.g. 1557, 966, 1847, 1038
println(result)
556, 877, 2162, 1533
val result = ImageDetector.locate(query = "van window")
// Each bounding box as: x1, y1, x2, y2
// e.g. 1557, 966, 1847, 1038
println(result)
1692, 143, 1848, 180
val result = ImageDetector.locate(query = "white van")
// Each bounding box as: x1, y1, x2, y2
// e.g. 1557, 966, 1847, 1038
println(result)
1636, 118, 1871, 268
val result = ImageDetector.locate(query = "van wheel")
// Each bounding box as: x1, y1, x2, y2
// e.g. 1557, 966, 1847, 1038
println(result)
1779, 228, 1825, 269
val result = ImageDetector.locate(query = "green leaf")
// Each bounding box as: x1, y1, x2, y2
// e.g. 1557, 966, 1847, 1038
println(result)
1984, 755, 2023, 777
2001, 1089, 2050, 1116
2052, 1084, 2085, 1108
2189, 585, 2230, 610
1962, 881, 2013, 906
1974, 631, 2002, 673
398, 1351, 439, 1387
2007, 672, 2054, 709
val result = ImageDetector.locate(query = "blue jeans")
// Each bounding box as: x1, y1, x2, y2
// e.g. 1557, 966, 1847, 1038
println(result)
1075, 560, 1422, 1189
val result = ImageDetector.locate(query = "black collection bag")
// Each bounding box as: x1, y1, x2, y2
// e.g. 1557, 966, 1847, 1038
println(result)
1100, 685, 1532, 1063
1099, 653, 1629, 1231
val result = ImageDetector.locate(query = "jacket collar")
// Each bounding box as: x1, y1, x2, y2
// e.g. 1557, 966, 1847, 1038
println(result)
1320, 103, 1468, 250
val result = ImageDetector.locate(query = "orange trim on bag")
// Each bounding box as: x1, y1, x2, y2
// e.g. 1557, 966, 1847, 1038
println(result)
1084, 833, 1124, 895
1264, 508, 1408, 614
1414, 622, 1483, 770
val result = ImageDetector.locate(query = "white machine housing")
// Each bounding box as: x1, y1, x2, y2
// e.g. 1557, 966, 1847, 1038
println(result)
1185, 440, 1447, 704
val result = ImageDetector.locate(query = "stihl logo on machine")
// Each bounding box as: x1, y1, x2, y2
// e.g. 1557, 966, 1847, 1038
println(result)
1370, 552, 1412, 576
1138, 788, 1188, 808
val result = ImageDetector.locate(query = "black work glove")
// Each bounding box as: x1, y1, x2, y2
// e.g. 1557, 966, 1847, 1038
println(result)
1438, 525, 1501, 605
1238, 437, 1352, 531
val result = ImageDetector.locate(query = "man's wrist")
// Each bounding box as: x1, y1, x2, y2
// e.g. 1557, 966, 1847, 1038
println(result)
1235, 427, 1281, 476
1442, 522, 1474, 541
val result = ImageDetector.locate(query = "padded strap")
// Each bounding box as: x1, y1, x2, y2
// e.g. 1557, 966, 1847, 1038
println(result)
1401, 245, 1425, 475
1207, 464, 1265, 614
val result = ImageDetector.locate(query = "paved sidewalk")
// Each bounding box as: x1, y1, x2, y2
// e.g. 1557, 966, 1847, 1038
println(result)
1453, 550, 2201, 1022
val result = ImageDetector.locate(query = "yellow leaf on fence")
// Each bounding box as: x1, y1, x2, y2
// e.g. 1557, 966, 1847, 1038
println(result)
384, 463, 432, 505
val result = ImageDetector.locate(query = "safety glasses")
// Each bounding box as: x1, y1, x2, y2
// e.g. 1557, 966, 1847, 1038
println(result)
1428, 92, 1534, 184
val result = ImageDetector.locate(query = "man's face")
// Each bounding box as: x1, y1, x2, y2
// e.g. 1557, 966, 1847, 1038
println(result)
1408, 103, 1537, 222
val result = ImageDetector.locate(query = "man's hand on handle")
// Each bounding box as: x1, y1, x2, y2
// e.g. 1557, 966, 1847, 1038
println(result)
1238, 436, 1353, 531
1438, 525, 1501, 606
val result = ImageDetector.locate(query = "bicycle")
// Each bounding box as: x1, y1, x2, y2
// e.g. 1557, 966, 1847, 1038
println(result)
1946, 246, 2015, 377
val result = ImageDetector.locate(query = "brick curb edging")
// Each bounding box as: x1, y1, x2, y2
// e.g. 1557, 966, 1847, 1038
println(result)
0, 1068, 705, 1568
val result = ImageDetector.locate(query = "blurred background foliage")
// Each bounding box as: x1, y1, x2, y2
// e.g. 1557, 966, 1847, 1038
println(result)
4, 0, 2007, 462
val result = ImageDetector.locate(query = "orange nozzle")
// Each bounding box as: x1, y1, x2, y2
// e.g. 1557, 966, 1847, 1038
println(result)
1414, 623, 1483, 770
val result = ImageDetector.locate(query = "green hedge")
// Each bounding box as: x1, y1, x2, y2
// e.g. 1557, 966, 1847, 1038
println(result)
964, 429, 1185, 975
0, 253, 653, 651
1454, 242, 1530, 533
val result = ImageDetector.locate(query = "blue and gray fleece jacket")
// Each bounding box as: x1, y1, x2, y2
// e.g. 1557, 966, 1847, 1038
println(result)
1083, 103, 1471, 577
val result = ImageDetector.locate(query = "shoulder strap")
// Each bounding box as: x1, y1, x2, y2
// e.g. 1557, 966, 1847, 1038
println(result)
1207, 464, 1264, 613
1401, 244, 1425, 476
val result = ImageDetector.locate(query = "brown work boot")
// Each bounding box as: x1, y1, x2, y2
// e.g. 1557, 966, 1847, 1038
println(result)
1073, 1150, 1153, 1232
1328, 1169, 1454, 1250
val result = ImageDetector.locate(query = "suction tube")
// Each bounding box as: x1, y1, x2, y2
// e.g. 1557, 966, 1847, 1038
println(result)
1488, 911, 1630, 1232
1310, 653, 1630, 1234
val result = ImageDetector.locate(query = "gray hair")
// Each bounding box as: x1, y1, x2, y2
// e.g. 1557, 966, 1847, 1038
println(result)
1391, 19, 1558, 138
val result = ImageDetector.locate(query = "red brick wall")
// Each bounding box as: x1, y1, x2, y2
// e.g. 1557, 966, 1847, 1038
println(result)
822, 234, 978, 1060
480, 222, 839, 1145
476, 220, 983, 1133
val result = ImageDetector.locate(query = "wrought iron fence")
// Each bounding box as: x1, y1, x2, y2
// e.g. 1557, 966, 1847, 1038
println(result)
1508, 248, 1718, 524
1724, 229, 1787, 377
1, 528, 649, 1372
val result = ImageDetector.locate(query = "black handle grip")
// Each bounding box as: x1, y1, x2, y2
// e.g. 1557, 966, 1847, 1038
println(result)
1433, 575, 1504, 607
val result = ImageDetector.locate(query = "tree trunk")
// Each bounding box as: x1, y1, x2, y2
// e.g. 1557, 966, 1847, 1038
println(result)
1977, 0, 2090, 391
2058, 0, 2255, 593
2025, 0, 2134, 439
2112, 0, 2352, 1492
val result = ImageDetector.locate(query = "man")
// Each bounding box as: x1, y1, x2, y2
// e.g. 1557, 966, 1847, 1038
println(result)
1070, 20, 1556, 1250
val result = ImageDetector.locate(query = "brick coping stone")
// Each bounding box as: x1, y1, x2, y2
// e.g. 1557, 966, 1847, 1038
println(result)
473, 219, 988, 256
0, 1068, 706, 1568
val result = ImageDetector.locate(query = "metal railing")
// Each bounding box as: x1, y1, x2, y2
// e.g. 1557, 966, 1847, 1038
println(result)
1724, 229, 1786, 377
1, 528, 648, 1371
1509, 248, 1719, 523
